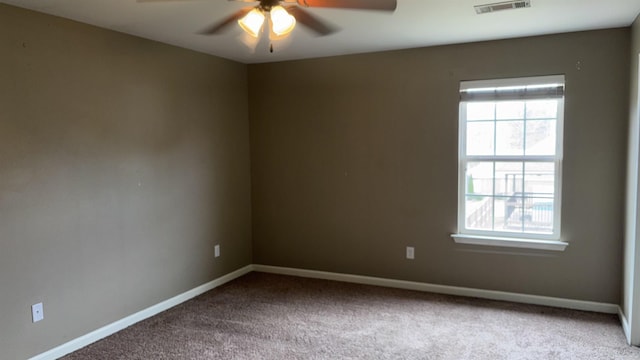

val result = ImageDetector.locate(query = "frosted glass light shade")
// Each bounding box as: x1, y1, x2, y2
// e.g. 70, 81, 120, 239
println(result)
238, 8, 265, 38
270, 6, 296, 36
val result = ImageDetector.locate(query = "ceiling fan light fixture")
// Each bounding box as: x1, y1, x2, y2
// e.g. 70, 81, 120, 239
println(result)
238, 8, 265, 37
270, 5, 296, 36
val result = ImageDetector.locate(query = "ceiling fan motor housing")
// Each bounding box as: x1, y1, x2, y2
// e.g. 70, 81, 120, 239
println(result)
258, 0, 283, 11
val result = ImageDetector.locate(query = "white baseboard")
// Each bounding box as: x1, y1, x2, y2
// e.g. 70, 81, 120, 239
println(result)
252, 264, 620, 314
29, 265, 253, 360
619, 306, 632, 345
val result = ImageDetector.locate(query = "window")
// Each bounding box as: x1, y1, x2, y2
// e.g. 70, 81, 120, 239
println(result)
452, 75, 568, 251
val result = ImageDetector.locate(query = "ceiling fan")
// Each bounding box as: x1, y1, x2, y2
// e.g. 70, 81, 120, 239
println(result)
139, 0, 397, 39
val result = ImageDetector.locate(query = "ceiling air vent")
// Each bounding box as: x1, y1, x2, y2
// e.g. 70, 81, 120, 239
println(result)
474, 0, 531, 14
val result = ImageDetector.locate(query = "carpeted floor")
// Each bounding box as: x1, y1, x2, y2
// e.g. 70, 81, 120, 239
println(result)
62, 272, 640, 359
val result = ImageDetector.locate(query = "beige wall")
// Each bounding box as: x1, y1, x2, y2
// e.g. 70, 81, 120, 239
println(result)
2, 2, 636, 358
624, 13, 640, 345
0, 5, 252, 359
250, 29, 630, 304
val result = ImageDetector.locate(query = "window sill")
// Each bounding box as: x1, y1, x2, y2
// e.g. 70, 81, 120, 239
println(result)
450, 234, 568, 251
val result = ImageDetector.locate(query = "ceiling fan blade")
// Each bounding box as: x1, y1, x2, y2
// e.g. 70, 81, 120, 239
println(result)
198, 8, 253, 35
138, 0, 258, 3
137, 0, 199, 2
296, 0, 397, 11
285, 6, 337, 36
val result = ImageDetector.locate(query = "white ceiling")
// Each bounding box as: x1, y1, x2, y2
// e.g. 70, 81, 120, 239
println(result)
2, 0, 640, 64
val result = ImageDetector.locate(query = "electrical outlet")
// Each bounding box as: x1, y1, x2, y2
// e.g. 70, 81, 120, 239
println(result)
214, 244, 220, 258
32, 303, 44, 323
406, 246, 415, 260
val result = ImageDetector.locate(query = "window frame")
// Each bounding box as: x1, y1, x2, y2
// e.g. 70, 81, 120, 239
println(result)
452, 75, 568, 251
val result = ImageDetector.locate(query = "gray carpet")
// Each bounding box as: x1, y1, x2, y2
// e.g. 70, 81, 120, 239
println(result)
62, 272, 640, 359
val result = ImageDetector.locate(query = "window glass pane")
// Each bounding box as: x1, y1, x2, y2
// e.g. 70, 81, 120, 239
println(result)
526, 99, 558, 119
524, 197, 554, 233
522, 197, 554, 233
503, 192, 527, 232
524, 162, 555, 197
494, 162, 523, 196
494, 195, 513, 232
497, 195, 554, 234
465, 196, 493, 231
522, 163, 555, 233
466, 162, 494, 196
495, 121, 524, 156
466, 122, 494, 156
496, 101, 524, 120
525, 120, 556, 156
467, 102, 495, 121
